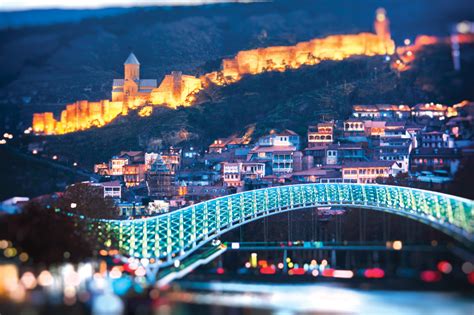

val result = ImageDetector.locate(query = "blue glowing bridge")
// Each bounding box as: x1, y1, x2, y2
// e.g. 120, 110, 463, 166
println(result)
100, 184, 473, 264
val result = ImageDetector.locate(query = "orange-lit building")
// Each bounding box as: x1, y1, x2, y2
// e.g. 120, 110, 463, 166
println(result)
307, 122, 335, 147
342, 161, 400, 184
123, 164, 147, 187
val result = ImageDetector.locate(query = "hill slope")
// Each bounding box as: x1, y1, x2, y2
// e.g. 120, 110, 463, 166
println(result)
38, 43, 474, 168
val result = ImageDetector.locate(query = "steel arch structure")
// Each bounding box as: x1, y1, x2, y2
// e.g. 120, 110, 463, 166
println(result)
100, 184, 473, 264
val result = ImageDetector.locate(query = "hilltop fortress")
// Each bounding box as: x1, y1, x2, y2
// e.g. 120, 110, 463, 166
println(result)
33, 9, 394, 135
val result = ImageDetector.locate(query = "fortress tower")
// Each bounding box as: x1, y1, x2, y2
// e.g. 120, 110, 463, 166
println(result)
374, 8, 391, 41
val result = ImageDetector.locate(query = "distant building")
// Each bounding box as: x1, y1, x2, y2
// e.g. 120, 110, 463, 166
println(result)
146, 155, 176, 198
92, 181, 122, 199
342, 161, 400, 184
410, 147, 461, 175
109, 157, 129, 176
352, 104, 411, 120
257, 129, 301, 150
307, 122, 334, 147
123, 164, 147, 187
221, 162, 265, 187
290, 167, 341, 183
418, 131, 452, 148
412, 103, 448, 120
94, 162, 110, 176
112, 53, 157, 103
119, 151, 145, 164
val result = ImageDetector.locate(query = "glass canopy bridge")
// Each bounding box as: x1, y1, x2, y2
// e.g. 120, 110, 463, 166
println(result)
101, 184, 473, 266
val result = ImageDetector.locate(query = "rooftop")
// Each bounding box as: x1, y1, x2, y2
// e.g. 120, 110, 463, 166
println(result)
124, 52, 140, 65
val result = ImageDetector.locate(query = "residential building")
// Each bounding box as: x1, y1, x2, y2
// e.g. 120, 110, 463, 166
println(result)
109, 157, 129, 176
352, 104, 411, 120
412, 103, 448, 119
94, 162, 110, 176
307, 122, 335, 147
257, 129, 301, 150
123, 164, 147, 187
221, 162, 266, 187
341, 161, 400, 184
410, 147, 461, 175
418, 131, 452, 148
92, 181, 122, 199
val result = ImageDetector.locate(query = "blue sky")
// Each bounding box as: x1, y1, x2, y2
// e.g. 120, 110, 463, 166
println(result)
0, 0, 243, 11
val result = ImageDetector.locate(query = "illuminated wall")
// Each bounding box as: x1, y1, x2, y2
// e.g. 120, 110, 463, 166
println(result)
205, 32, 395, 84
150, 71, 202, 108
33, 100, 125, 135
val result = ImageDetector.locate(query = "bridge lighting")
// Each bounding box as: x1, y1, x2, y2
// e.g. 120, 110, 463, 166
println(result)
174, 260, 180, 268
392, 240, 403, 250
250, 253, 257, 268
231, 242, 240, 249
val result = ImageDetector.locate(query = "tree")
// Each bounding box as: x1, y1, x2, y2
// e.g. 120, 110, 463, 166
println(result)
55, 183, 119, 219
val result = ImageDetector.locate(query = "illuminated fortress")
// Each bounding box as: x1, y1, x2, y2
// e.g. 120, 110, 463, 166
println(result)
33, 9, 395, 135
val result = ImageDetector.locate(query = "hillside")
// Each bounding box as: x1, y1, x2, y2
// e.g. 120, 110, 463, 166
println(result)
37, 43, 474, 168
1, 0, 474, 131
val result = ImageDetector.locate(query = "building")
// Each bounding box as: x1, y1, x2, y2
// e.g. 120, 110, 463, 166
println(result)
123, 164, 147, 187
418, 131, 452, 148
112, 53, 157, 106
307, 122, 334, 147
109, 157, 129, 176
257, 129, 301, 150
146, 155, 176, 198
94, 162, 110, 176
209, 136, 247, 154
342, 161, 400, 184
375, 137, 412, 173
410, 147, 461, 175
352, 104, 411, 120
290, 167, 341, 183
344, 118, 365, 134
92, 181, 122, 199
221, 162, 265, 187
412, 103, 448, 119
119, 151, 145, 164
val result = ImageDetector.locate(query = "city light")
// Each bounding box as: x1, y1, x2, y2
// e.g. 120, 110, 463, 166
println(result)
392, 240, 403, 250
250, 253, 257, 268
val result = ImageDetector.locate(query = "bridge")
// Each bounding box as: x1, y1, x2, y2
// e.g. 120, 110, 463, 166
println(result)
100, 184, 473, 266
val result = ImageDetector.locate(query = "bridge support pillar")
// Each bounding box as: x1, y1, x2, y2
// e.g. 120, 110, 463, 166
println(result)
283, 249, 288, 273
